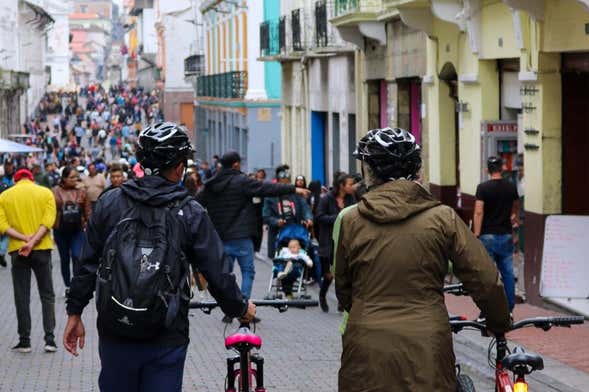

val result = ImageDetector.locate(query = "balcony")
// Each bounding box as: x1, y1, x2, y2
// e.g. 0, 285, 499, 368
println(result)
331, 0, 382, 24
196, 71, 248, 99
260, 20, 280, 57
184, 54, 204, 77
312, 1, 351, 50
292, 9, 304, 51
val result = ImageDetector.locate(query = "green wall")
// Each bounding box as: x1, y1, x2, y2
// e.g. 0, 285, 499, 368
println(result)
263, 0, 281, 99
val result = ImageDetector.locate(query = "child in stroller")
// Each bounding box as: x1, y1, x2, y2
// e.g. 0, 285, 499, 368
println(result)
266, 224, 314, 299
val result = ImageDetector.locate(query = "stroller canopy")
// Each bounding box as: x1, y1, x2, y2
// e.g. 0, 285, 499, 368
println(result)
276, 224, 311, 250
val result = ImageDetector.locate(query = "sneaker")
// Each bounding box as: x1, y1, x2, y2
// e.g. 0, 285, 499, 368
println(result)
319, 295, 329, 313
11, 342, 31, 353
44, 342, 57, 353
276, 261, 293, 281
222, 315, 233, 324
476, 312, 486, 323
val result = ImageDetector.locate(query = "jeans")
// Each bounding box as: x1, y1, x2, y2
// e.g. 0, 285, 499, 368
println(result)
479, 234, 515, 311
223, 238, 255, 299
11, 250, 55, 344
0, 234, 8, 256
54, 229, 85, 288
98, 339, 187, 392
274, 260, 303, 294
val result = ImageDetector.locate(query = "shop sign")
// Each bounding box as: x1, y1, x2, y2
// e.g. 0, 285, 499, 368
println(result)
486, 122, 518, 133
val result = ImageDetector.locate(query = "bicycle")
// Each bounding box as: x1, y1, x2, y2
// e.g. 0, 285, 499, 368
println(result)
450, 315, 585, 391
190, 299, 318, 392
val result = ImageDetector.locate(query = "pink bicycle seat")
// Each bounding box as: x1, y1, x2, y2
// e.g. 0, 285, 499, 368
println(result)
225, 331, 262, 349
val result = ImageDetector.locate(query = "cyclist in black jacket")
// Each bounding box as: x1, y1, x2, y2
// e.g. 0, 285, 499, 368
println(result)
63, 122, 255, 392
197, 152, 309, 322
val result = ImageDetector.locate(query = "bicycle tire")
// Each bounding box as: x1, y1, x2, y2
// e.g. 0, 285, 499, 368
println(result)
456, 374, 476, 392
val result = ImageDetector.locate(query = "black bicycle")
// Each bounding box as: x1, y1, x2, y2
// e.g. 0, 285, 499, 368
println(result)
190, 299, 318, 392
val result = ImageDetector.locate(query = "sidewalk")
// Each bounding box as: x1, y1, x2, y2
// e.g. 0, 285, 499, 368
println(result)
445, 293, 589, 391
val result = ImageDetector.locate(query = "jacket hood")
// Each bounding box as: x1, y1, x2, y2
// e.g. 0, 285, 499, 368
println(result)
203, 168, 240, 193
357, 179, 441, 223
120, 175, 188, 206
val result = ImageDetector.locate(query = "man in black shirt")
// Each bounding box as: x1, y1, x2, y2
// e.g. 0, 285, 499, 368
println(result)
473, 156, 519, 313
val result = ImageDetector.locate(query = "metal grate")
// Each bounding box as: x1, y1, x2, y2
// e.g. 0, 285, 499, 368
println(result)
292, 9, 303, 51
260, 21, 270, 56
196, 71, 248, 99
315, 1, 327, 47
184, 54, 204, 76
279, 16, 286, 53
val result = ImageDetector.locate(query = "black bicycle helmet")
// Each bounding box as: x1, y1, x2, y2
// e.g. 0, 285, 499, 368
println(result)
353, 127, 421, 180
136, 122, 194, 174
487, 156, 502, 173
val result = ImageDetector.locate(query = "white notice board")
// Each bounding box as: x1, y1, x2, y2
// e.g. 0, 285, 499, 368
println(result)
540, 215, 589, 298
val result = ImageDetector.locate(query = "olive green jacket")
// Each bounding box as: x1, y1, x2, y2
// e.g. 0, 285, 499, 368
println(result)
334, 180, 510, 392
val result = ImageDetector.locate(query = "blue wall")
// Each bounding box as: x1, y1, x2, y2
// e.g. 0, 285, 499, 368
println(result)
263, 0, 282, 99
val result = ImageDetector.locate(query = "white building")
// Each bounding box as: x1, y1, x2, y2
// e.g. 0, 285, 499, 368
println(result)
45, 0, 72, 88
155, 0, 197, 129
259, 0, 356, 184
0, 0, 54, 137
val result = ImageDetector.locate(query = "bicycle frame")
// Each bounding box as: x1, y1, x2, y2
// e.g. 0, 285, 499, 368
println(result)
225, 328, 265, 392
449, 314, 584, 392
190, 299, 318, 392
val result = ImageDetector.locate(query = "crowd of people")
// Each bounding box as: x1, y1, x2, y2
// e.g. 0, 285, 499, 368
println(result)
0, 81, 518, 391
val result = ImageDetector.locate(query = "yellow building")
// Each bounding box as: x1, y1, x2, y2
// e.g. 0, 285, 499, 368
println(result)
384, 0, 589, 308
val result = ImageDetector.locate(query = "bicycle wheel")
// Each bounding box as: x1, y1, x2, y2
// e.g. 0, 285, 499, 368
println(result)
456, 374, 476, 392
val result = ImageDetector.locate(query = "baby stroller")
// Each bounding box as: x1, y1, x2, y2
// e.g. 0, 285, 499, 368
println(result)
265, 223, 314, 300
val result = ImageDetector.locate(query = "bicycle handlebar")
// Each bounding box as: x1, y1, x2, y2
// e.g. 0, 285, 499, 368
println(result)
450, 316, 585, 335
443, 283, 468, 296
190, 299, 319, 314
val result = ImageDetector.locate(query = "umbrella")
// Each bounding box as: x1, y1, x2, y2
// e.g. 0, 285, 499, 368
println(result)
0, 138, 43, 153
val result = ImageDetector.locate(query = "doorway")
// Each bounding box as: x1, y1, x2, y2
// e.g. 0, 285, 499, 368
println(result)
562, 60, 589, 214
311, 111, 327, 185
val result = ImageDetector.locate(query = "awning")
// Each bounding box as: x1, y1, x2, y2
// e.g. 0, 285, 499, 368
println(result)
0, 138, 43, 153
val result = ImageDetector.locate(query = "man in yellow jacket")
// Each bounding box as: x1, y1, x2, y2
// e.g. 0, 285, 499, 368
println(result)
0, 168, 57, 353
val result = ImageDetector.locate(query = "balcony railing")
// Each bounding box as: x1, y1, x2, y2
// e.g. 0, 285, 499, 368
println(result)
196, 71, 248, 99
334, 0, 359, 16
279, 16, 286, 53
260, 20, 280, 56
292, 9, 303, 51
315, 1, 328, 47
184, 54, 204, 76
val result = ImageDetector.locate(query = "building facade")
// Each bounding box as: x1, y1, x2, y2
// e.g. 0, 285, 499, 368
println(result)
258, 0, 356, 184
194, 0, 281, 173
387, 0, 589, 310
0, 0, 55, 137
155, 0, 196, 132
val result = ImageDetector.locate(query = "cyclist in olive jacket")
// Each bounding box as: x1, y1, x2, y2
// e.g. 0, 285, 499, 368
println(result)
334, 128, 511, 392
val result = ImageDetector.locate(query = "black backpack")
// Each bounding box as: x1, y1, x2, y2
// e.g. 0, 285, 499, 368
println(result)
95, 195, 192, 340
61, 201, 82, 232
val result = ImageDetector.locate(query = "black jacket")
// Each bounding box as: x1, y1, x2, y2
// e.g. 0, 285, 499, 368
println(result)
197, 168, 295, 241
67, 175, 247, 346
316, 191, 356, 259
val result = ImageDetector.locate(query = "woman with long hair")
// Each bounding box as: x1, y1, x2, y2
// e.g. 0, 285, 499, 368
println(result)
52, 165, 91, 295
316, 173, 357, 312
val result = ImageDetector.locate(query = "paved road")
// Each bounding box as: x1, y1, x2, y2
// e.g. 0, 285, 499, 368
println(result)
0, 247, 502, 391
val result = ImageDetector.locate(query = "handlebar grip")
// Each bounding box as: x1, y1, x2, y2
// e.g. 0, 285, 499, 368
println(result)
550, 316, 585, 326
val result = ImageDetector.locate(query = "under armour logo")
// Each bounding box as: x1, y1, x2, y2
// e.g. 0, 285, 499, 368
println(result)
146, 262, 160, 271
117, 316, 133, 326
